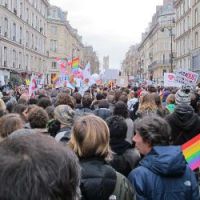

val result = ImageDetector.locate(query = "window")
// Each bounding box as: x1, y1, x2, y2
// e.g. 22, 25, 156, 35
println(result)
195, 31, 198, 48
19, 27, 22, 44
50, 40, 57, 52
52, 62, 57, 69
195, 8, 198, 26
4, 17, 8, 37
26, 8, 29, 23
4, 47, 7, 67
26, 54, 29, 70
12, 23, 16, 41
20, 2, 23, 18
26, 31, 29, 47
19, 52, 22, 68
13, 50, 16, 68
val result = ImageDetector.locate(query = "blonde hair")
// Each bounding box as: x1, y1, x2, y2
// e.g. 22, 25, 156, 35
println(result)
139, 93, 158, 112
0, 99, 6, 110
68, 115, 111, 159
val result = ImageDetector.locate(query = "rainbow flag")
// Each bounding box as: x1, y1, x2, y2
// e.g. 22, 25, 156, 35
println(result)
181, 134, 200, 171
72, 58, 79, 69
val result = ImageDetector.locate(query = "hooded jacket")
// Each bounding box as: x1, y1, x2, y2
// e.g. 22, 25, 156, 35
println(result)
128, 146, 199, 200
166, 104, 200, 145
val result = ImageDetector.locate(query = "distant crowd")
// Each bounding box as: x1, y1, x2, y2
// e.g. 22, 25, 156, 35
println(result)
0, 83, 199, 200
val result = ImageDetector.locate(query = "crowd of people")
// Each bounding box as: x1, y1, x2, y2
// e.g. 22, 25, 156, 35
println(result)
0, 83, 199, 200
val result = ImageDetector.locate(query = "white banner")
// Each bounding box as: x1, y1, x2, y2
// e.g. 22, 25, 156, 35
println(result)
164, 73, 181, 87
175, 70, 199, 86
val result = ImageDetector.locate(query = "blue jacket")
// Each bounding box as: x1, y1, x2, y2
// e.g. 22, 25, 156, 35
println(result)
128, 146, 199, 200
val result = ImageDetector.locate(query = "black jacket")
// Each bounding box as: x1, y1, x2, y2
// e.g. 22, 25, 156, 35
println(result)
109, 140, 140, 176
80, 158, 116, 200
166, 104, 200, 145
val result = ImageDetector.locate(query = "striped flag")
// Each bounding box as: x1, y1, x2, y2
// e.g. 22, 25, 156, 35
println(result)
181, 134, 200, 170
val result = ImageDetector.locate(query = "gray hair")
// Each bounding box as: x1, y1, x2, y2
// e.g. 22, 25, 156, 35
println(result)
134, 115, 171, 146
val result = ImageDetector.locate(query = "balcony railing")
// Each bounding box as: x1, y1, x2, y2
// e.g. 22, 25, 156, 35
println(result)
148, 60, 172, 71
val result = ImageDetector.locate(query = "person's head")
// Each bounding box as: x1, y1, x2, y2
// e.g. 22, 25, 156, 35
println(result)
113, 101, 128, 118
129, 91, 138, 99
82, 94, 93, 108
151, 93, 162, 108
166, 94, 175, 105
0, 113, 24, 138
69, 115, 111, 159
28, 107, 49, 129
133, 116, 171, 155
96, 93, 104, 100
106, 115, 127, 140
54, 105, 75, 128
72, 92, 82, 105
139, 93, 157, 112
45, 106, 55, 120
55, 93, 75, 109
37, 97, 52, 109
119, 94, 128, 104
12, 104, 27, 116
175, 87, 191, 105
98, 99, 109, 109
107, 94, 115, 104
0, 133, 81, 200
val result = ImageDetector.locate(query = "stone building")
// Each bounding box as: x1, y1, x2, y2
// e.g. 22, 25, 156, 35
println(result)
137, 0, 175, 83
46, 6, 84, 83
0, 0, 49, 84
174, 0, 200, 74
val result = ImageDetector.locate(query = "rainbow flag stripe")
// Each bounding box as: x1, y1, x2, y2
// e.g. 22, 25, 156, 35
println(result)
72, 58, 79, 69
181, 134, 200, 171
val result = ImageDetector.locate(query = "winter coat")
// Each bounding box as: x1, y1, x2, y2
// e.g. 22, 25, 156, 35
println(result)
128, 146, 199, 200
55, 127, 71, 142
80, 158, 135, 200
166, 104, 200, 145
109, 139, 140, 176
93, 108, 112, 120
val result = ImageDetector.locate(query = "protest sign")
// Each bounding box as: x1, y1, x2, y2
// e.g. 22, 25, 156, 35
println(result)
175, 70, 199, 86
164, 73, 181, 87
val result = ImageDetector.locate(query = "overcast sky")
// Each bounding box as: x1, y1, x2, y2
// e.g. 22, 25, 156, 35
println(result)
50, 0, 163, 70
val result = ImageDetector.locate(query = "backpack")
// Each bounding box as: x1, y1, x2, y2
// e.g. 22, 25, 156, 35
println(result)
111, 172, 136, 200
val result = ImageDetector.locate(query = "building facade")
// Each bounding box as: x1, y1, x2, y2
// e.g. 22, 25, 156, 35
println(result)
83, 46, 100, 74
175, 0, 200, 74
137, 0, 175, 83
0, 0, 49, 84
121, 45, 140, 77
47, 6, 99, 83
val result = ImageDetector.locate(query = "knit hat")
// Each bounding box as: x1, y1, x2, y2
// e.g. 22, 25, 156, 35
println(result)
54, 105, 75, 127
175, 88, 191, 105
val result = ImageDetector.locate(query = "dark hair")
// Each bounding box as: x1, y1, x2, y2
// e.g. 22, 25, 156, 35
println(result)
55, 93, 75, 109
72, 92, 82, 104
28, 107, 49, 129
82, 95, 93, 108
135, 115, 171, 146
37, 97, 52, 109
106, 115, 127, 139
98, 99, 109, 109
12, 104, 27, 115
0, 133, 81, 200
28, 98, 38, 105
113, 101, 128, 118
96, 93, 105, 100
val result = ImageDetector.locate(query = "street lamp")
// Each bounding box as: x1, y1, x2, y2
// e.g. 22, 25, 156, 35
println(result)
160, 19, 175, 73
